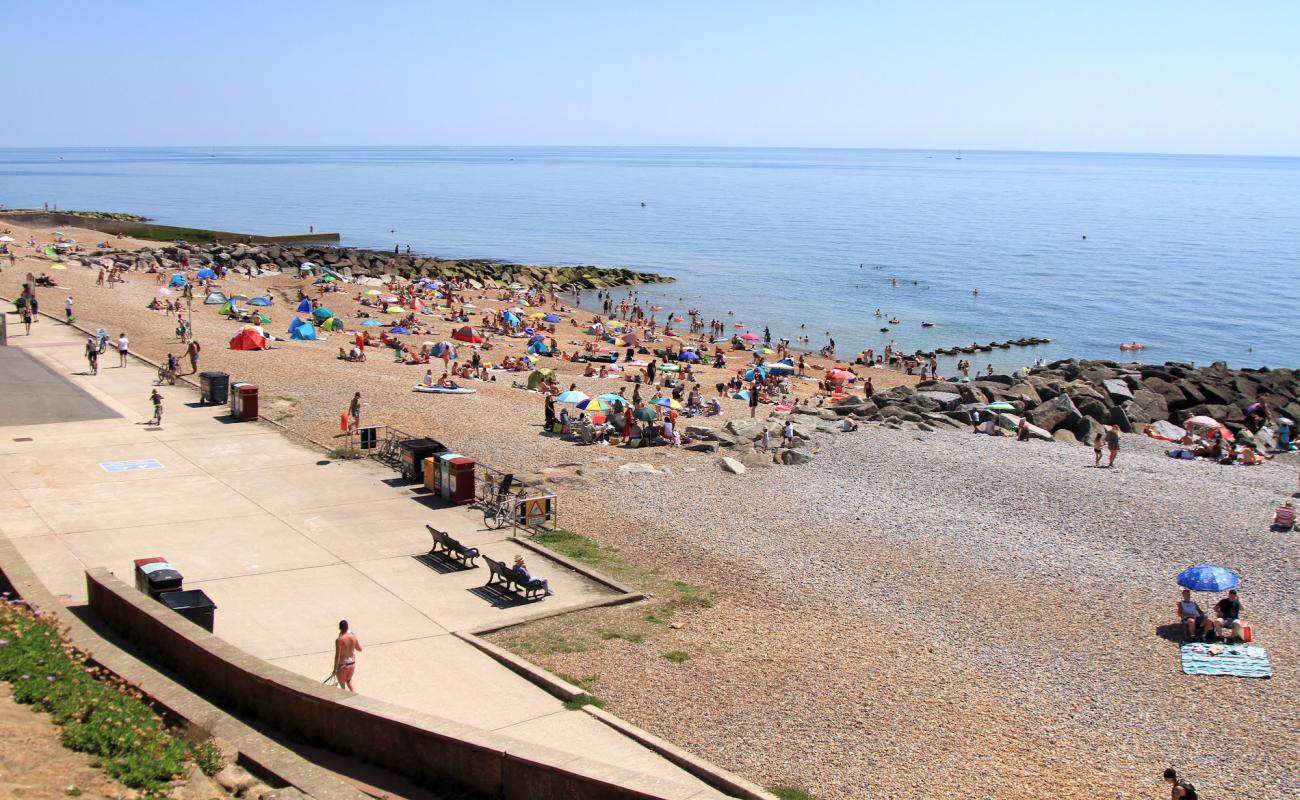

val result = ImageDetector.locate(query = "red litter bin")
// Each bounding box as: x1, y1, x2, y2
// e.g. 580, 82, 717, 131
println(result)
230, 382, 260, 421
447, 456, 476, 505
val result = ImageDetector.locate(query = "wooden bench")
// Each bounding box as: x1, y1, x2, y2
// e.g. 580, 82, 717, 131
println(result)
483, 556, 547, 600
425, 525, 479, 567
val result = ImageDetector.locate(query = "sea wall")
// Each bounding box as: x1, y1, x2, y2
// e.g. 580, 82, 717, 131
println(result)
0, 210, 336, 244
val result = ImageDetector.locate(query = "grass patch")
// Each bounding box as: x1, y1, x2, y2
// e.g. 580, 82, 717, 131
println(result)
531, 529, 624, 572
598, 630, 645, 643
769, 786, 816, 800
327, 446, 361, 460
494, 632, 590, 656
0, 594, 193, 791
563, 694, 606, 711
663, 650, 690, 663
555, 672, 600, 693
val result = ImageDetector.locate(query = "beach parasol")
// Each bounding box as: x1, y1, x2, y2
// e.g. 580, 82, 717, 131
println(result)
0, 235, 14, 243
543, 314, 562, 323
361, 319, 382, 326
633, 406, 661, 421
380, 295, 399, 303
654, 398, 684, 410
385, 306, 404, 314
1184, 415, 1234, 441
196, 268, 217, 279
319, 275, 337, 282
556, 390, 590, 404
229, 294, 250, 302
659, 364, 681, 372
597, 393, 625, 405
739, 333, 760, 341
390, 327, 411, 334
679, 351, 700, 361
828, 368, 855, 383
578, 396, 613, 412
364, 289, 381, 295
769, 362, 795, 374
528, 311, 547, 319
299, 262, 318, 272
1177, 565, 1239, 592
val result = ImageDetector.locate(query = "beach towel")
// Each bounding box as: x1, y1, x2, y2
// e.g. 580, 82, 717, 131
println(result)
1180, 643, 1272, 678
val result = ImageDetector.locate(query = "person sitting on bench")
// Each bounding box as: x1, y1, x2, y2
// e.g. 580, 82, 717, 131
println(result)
512, 555, 553, 596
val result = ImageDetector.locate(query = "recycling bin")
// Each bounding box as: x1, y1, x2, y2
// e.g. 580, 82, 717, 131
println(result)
399, 437, 446, 483
445, 456, 476, 505
159, 589, 217, 632
423, 456, 438, 492
199, 371, 229, 405
230, 382, 259, 421
134, 557, 182, 599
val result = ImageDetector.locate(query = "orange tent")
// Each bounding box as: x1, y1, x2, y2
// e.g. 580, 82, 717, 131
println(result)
229, 329, 268, 351
451, 325, 484, 344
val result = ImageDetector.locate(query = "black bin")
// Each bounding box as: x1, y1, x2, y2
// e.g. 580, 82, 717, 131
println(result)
159, 589, 217, 632
200, 371, 230, 405
143, 567, 183, 599
399, 437, 446, 482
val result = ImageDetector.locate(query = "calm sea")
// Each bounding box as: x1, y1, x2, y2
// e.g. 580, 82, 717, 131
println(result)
2, 146, 1296, 369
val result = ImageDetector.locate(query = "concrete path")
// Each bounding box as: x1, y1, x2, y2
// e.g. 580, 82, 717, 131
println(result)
0, 316, 721, 797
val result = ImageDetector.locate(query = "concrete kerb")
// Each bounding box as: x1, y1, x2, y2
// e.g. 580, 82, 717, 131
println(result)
0, 537, 369, 800
511, 533, 642, 595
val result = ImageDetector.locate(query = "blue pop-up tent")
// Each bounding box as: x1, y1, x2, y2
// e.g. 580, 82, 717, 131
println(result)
288, 316, 306, 333
169, 274, 188, 287
290, 323, 317, 340
203, 291, 227, 305
296, 298, 312, 313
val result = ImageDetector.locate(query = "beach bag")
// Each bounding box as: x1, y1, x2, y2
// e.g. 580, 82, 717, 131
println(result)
551, 423, 563, 434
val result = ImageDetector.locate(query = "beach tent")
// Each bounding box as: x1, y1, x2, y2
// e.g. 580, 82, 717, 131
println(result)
218, 301, 236, 317
296, 298, 312, 313
229, 329, 267, 351
390, 327, 411, 335
451, 326, 484, 344
527, 368, 556, 390
290, 324, 317, 341
203, 292, 227, 305
249, 296, 273, 306
169, 274, 188, 287
196, 268, 217, 280
312, 307, 334, 320
288, 316, 307, 333
430, 341, 456, 359
527, 342, 551, 356
320, 316, 343, 332
361, 319, 382, 326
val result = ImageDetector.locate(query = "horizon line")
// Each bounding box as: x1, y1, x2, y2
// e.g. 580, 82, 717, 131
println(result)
0, 143, 1297, 160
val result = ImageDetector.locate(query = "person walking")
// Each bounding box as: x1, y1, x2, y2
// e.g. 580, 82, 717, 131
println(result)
21, 305, 32, 335
333, 620, 362, 691
1105, 424, 1121, 467
117, 332, 130, 367
748, 383, 759, 418
186, 339, 202, 374
348, 391, 363, 431
148, 389, 163, 426
1093, 432, 1105, 467
64, 295, 74, 323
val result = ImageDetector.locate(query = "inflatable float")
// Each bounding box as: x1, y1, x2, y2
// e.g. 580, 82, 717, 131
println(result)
413, 385, 477, 395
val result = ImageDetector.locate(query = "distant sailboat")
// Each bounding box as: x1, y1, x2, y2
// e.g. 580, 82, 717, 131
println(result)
955, 150, 963, 160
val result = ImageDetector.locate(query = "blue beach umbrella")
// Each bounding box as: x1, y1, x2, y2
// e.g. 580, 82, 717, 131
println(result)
196, 268, 217, 280
1177, 565, 1239, 592
597, 393, 625, 405
556, 390, 590, 404
248, 296, 273, 306
543, 314, 562, 323
361, 319, 382, 326
390, 327, 411, 334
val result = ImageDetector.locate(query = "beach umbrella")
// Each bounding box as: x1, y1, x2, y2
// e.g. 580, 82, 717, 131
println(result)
756, 347, 775, 354
361, 319, 382, 326
1184, 415, 1234, 441
659, 364, 681, 372
556, 390, 590, 404
299, 262, 318, 272
1177, 565, 1239, 592
385, 305, 404, 314
364, 289, 381, 295
380, 295, 399, 303
257, 313, 271, 324
578, 396, 613, 412
228, 329, 267, 351
597, 393, 625, 405
0, 235, 14, 243
528, 311, 546, 319
196, 268, 217, 280
633, 406, 660, 421
319, 275, 337, 282
229, 294, 250, 302
312, 307, 334, 319
739, 333, 760, 341
390, 327, 411, 334
503, 311, 521, 325
248, 296, 273, 306
985, 401, 1016, 412
543, 314, 562, 323
828, 368, 855, 383
769, 363, 795, 374
679, 351, 700, 361
654, 398, 684, 410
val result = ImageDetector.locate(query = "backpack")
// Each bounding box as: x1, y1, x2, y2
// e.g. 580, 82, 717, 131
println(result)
1178, 779, 1198, 800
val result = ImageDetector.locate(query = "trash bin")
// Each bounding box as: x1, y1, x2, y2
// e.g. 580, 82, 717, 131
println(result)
135, 559, 183, 599
435, 452, 460, 499
199, 371, 229, 405
230, 382, 259, 421
159, 589, 217, 632
399, 437, 446, 482
447, 456, 477, 505
423, 456, 439, 492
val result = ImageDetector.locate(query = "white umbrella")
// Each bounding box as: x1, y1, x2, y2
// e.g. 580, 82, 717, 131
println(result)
0, 235, 15, 243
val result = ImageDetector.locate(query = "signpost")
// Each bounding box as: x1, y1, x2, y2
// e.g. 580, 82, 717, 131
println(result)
513, 494, 557, 534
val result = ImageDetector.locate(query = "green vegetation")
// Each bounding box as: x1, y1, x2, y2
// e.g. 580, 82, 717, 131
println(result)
531, 528, 625, 573
494, 631, 589, 656
599, 630, 645, 643
562, 694, 606, 711
122, 225, 223, 243
0, 596, 192, 791
769, 786, 816, 800
663, 650, 691, 663
327, 445, 361, 460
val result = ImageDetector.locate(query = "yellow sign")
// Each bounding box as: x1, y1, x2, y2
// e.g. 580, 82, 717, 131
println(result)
516, 496, 553, 527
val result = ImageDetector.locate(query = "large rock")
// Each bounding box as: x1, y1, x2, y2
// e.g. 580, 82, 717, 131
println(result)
723, 418, 766, 440
718, 457, 746, 475
1124, 387, 1169, 424
1053, 429, 1080, 444
1109, 405, 1133, 433
685, 441, 718, 453
1102, 379, 1134, 403
781, 448, 814, 465
1001, 382, 1042, 405
914, 390, 962, 411
617, 462, 664, 475
1030, 394, 1083, 431
1148, 419, 1186, 440
996, 413, 1054, 441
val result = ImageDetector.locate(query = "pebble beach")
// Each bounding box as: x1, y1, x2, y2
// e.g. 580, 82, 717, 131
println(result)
2, 219, 1296, 799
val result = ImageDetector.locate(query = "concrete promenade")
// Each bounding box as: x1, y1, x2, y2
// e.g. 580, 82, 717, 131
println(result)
0, 315, 722, 797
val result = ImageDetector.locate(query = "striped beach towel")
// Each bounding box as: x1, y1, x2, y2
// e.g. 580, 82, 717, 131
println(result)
1180, 643, 1273, 678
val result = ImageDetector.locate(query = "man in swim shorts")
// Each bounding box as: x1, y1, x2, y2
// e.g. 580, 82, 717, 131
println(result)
334, 620, 363, 691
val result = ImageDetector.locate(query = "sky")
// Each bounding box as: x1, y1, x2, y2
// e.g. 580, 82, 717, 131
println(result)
1, 1, 1296, 155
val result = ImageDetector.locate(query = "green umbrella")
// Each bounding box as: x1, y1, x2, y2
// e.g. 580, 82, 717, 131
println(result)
985, 401, 1016, 412
633, 406, 660, 421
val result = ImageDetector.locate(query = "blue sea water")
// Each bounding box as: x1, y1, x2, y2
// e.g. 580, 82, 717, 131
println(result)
1, 146, 1296, 369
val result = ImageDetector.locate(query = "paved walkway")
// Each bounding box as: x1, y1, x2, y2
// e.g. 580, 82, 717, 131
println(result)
0, 316, 721, 797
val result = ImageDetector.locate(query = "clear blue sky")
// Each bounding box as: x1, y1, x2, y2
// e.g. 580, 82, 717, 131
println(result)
3, 1, 1296, 155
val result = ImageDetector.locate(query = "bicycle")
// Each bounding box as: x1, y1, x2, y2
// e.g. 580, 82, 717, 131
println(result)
480, 474, 525, 530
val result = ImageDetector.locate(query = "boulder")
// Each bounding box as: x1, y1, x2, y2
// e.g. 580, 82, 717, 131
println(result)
1108, 405, 1133, 433
617, 462, 664, 475
1002, 382, 1042, 405
685, 425, 714, 439
1053, 429, 1079, 444
1125, 387, 1168, 423
914, 390, 962, 411
723, 418, 765, 440
1074, 394, 1110, 423
685, 441, 718, 453
1030, 394, 1083, 431
1102, 379, 1134, 403
1072, 416, 1106, 445
718, 457, 746, 475
781, 448, 814, 466
1148, 419, 1186, 441
834, 395, 864, 407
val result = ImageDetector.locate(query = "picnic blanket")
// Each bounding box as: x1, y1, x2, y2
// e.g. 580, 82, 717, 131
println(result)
1180, 643, 1273, 678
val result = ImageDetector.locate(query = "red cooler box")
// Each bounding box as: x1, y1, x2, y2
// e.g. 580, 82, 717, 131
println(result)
230, 383, 260, 421
446, 456, 476, 505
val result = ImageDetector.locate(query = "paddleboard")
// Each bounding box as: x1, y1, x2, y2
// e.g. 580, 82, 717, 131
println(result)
413, 385, 477, 395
